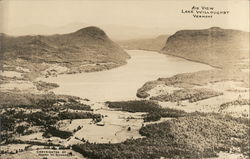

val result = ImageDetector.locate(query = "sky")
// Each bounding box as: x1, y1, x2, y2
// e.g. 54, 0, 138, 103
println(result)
0, 0, 249, 37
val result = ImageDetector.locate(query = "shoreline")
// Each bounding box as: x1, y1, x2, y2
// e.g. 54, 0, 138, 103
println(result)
160, 51, 222, 69
123, 48, 221, 69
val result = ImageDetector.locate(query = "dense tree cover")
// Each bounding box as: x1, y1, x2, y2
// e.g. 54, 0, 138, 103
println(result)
16, 125, 26, 134
1, 115, 16, 131
220, 99, 250, 110
0, 92, 91, 111
43, 126, 73, 139
5, 139, 61, 146
107, 100, 161, 112
26, 112, 59, 126
73, 113, 249, 159
7, 111, 59, 126
106, 100, 186, 122
58, 111, 102, 122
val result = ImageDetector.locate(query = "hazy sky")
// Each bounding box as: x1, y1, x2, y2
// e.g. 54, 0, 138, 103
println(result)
0, 0, 249, 34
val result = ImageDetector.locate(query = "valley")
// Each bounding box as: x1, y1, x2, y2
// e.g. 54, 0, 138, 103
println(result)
0, 26, 249, 159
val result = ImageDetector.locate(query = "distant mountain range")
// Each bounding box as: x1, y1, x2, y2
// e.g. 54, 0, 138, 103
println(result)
4, 23, 90, 37
4, 23, 169, 41
1, 26, 129, 79
161, 27, 249, 68
117, 35, 169, 51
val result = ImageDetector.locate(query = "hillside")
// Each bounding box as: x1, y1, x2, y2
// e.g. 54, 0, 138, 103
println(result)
1, 26, 130, 80
118, 35, 169, 51
161, 27, 249, 68
137, 27, 249, 118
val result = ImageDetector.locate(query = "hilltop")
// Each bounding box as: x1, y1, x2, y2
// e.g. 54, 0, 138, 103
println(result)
1, 26, 130, 80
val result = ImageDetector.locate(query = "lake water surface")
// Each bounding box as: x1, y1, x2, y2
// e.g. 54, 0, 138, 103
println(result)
44, 50, 212, 101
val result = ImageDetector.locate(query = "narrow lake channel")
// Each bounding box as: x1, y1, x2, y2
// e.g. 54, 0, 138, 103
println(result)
44, 50, 212, 101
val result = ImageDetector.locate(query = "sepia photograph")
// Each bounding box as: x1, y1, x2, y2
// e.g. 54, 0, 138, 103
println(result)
0, 0, 249, 158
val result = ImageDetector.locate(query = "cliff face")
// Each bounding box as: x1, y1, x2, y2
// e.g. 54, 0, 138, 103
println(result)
1, 26, 130, 79
161, 27, 249, 68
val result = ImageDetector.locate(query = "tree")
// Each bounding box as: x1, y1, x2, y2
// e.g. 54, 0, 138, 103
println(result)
77, 126, 82, 131
16, 125, 26, 135
127, 127, 131, 131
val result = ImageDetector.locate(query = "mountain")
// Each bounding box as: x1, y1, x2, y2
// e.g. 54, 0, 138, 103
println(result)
1, 26, 130, 79
137, 27, 249, 99
161, 27, 249, 68
117, 35, 169, 51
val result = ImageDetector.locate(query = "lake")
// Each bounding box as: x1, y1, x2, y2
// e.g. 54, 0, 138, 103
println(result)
43, 50, 212, 101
